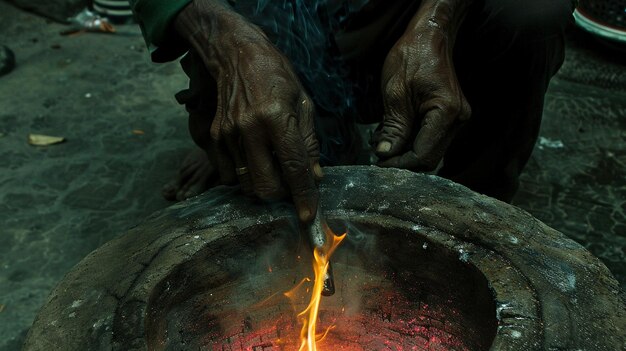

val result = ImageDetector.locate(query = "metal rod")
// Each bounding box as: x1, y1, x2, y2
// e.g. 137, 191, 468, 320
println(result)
306, 203, 335, 296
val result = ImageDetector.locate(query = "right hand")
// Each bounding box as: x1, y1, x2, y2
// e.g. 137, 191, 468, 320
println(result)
374, 25, 471, 172
175, 0, 321, 222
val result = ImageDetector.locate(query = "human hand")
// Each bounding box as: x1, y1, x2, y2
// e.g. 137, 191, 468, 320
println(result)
374, 24, 471, 171
175, 0, 321, 222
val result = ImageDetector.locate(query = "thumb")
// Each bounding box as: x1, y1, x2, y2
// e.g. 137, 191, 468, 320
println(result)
375, 84, 414, 158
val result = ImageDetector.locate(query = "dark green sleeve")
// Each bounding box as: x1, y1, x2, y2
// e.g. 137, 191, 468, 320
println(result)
129, 0, 192, 62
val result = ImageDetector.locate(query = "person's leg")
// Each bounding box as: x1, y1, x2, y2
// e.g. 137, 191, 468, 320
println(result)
162, 50, 220, 201
438, 0, 574, 202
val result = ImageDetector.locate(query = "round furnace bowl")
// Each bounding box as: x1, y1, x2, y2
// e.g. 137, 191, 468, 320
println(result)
23, 166, 625, 350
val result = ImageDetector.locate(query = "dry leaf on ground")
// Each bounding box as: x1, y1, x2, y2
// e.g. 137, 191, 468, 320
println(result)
28, 134, 65, 146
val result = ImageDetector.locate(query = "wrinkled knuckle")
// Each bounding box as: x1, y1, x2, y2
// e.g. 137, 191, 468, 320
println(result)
256, 100, 293, 119
238, 118, 256, 134
440, 100, 462, 118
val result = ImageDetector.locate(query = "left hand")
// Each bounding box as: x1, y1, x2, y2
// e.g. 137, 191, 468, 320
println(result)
375, 27, 471, 171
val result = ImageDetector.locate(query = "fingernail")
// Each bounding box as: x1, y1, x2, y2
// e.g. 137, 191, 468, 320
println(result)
313, 163, 324, 179
377, 141, 391, 153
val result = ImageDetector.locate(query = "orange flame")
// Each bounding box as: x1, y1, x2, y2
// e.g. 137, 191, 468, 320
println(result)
285, 223, 346, 351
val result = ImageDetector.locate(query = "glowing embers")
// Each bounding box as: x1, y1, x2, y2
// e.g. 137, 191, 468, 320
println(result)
196, 263, 470, 350
201, 282, 468, 351
171, 222, 495, 350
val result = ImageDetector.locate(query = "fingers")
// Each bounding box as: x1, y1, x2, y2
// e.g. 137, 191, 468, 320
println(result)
269, 113, 318, 223
175, 162, 213, 201
210, 115, 237, 185
375, 78, 415, 159
242, 95, 319, 220
210, 86, 318, 222
162, 149, 217, 201
241, 126, 287, 201
298, 95, 323, 182
217, 118, 254, 196
213, 101, 317, 215
378, 105, 461, 171
215, 115, 280, 198
224, 134, 254, 196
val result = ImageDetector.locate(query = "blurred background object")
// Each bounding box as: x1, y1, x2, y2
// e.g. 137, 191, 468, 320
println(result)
92, 0, 133, 23
4, 0, 133, 24
65, 8, 116, 33
575, 0, 626, 44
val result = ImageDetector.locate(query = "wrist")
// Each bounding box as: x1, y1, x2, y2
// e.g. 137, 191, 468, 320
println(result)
407, 0, 473, 43
173, 0, 269, 72
175, 1, 265, 49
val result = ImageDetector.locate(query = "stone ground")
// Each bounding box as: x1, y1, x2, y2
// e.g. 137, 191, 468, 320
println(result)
0, 2, 624, 350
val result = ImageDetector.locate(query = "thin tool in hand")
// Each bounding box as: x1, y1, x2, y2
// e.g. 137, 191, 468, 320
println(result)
306, 203, 336, 296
